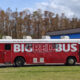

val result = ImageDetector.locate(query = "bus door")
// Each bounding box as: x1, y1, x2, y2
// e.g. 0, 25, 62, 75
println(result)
4, 44, 11, 63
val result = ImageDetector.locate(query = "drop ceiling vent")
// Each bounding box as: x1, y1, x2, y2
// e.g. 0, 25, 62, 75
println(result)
23, 36, 32, 39
2, 36, 12, 39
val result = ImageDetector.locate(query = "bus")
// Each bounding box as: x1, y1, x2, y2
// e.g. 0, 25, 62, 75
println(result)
0, 36, 80, 66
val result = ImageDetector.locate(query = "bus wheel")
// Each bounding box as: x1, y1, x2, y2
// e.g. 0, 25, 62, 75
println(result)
14, 57, 25, 67
66, 57, 76, 66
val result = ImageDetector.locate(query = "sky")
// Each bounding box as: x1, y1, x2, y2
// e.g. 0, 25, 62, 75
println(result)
0, 0, 80, 18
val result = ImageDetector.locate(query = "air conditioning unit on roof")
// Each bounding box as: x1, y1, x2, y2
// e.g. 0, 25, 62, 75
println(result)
42, 36, 51, 39
23, 36, 32, 39
2, 36, 12, 39
61, 36, 70, 39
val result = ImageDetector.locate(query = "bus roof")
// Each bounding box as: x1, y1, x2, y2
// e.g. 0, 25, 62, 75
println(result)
0, 39, 79, 43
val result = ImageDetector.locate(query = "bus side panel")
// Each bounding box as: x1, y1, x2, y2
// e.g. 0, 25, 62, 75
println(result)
11, 43, 27, 64
11, 43, 80, 64
0, 44, 5, 63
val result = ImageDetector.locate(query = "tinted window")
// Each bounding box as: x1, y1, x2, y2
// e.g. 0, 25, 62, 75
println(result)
52, 43, 59, 49
5, 44, 11, 50
26, 43, 32, 49
52, 43, 55, 48
56, 44, 59, 49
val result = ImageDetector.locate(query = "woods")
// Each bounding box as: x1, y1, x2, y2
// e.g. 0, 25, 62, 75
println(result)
0, 8, 80, 39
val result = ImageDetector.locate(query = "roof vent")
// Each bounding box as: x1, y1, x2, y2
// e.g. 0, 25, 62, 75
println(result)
2, 36, 12, 39
42, 36, 51, 39
23, 36, 32, 39
61, 36, 70, 39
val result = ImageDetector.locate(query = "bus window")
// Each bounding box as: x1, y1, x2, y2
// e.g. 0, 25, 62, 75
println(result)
5, 44, 11, 50
52, 43, 55, 48
52, 43, 59, 49
56, 44, 59, 49
26, 43, 32, 49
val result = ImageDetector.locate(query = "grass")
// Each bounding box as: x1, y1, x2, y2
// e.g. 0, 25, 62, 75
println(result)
0, 65, 80, 80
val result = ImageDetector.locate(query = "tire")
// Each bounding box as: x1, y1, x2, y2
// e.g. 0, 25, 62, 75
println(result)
66, 57, 76, 66
14, 57, 25, 67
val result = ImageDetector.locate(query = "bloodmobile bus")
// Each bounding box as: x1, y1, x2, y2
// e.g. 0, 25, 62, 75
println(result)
0, 36, 80, 66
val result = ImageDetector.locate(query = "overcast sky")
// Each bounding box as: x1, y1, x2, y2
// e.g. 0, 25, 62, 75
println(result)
0, 0, 80, 18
